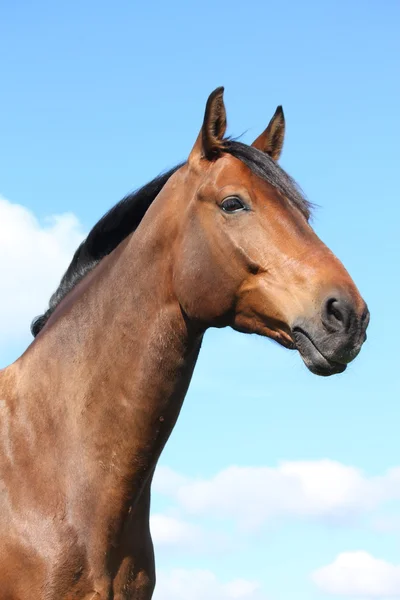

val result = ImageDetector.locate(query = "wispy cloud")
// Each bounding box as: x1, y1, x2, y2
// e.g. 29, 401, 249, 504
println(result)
154, 568, 268, 600
0, 196, 85, 350
154, 461, 400, 529
312, 551, 400, 597
372, 515, 400, 533
150, 513, 229, 553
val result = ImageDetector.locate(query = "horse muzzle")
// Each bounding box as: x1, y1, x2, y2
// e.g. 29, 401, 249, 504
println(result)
292, 293, 370, 376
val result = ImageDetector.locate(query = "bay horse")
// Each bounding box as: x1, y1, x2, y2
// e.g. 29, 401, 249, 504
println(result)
0, 88, 369, 599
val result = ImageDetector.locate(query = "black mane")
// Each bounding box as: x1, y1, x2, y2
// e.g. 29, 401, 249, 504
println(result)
31, 142, 311, 337
225, 142, 311, 220
30, 164, 182, 337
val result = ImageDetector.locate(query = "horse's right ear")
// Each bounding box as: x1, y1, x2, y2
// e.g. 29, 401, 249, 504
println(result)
189, 87, 227, 164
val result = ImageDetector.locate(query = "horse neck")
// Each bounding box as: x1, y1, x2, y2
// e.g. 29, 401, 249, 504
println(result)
19, 194, 203, 502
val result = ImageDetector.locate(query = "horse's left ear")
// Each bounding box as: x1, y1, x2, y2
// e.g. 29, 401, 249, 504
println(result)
251, 106, 285, 161
189, 87, 227, 163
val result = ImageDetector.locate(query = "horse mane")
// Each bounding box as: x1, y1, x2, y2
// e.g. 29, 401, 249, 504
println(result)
30, 164, 183, 337
31, 141, 311, 338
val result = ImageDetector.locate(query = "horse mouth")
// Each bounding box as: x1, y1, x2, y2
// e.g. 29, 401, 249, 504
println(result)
292, 327, 347, 376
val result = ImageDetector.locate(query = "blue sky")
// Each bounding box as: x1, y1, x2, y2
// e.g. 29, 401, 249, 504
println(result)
1, 1, 399, 598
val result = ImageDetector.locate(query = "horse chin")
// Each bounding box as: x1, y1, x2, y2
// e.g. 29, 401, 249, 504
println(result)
292, 329, 347, 377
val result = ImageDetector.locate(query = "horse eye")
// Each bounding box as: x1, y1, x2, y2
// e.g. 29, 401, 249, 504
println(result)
220, 196, 246, 213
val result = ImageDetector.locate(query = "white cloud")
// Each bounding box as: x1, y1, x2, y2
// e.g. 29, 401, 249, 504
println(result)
154, 466, 189, 497
0, 196, 85, 349
153, 462, 400, 528
312, 551, 400, 597
150, 512, 231, 554
372, 515, 400, 533
154, 569, 268, 600
151, 514, 204, 548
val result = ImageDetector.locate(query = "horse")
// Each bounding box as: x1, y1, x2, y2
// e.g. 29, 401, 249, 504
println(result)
0, 87, 369, 599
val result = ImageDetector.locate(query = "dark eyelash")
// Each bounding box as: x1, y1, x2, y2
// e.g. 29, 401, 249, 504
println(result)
220, 196, 246, 213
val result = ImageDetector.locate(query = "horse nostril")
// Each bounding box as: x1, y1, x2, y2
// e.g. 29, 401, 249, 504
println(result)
323, 297, 351, 333
361, 304, 370, 326
327, 299, 343, 322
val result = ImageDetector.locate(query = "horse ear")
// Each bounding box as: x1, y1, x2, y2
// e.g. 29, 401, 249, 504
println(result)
251, 106, 285, 161
189, 87, 227, 163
